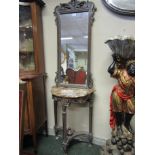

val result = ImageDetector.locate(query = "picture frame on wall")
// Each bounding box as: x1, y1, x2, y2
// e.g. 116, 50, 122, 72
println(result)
102, 0, 135, 16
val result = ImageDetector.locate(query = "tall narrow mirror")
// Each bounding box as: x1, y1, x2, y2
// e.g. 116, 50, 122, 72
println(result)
54, 0, 96, 88
60, 12, 88, 85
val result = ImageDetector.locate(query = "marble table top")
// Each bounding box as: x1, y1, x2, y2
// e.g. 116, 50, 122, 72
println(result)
51, 86, 95, 98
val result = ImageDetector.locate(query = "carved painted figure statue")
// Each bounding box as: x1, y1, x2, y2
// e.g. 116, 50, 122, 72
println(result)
105, 36, 135, 153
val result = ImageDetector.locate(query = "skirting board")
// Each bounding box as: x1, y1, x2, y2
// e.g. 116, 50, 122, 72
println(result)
46, 128, 106, 146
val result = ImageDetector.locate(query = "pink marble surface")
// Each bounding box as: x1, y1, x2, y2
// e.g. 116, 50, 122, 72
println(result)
51, 86, 95, 98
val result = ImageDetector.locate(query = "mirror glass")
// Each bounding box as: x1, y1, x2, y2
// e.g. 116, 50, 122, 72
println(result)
60, 12, 88, 85
103, 0, 135, 15
109, 0, 134, 10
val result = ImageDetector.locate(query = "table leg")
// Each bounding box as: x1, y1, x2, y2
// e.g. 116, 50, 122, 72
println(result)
54, 100, 58, 136
62, 104, 67, 153
89, 94, 94, 143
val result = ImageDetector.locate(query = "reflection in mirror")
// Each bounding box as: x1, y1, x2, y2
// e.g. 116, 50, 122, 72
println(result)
60, 12, 88, 85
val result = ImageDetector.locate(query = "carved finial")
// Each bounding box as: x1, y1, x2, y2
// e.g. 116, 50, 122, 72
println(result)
71, 0, 77, 2
70, 0, 78, 7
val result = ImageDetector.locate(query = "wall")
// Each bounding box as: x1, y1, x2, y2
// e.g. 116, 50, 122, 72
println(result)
42, 0, 135, 143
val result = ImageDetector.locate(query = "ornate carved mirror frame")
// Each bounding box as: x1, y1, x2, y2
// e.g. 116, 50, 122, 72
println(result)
54, 0, 96, 88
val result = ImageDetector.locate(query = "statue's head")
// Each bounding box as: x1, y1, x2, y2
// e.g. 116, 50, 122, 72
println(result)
112, 53, 126, 68
105, 36, 135, 76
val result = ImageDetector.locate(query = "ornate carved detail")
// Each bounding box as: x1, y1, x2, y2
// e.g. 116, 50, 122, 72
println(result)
52, 95, 91, 106
54, 0, 96, 25
54, 0, 95, 13
61, 99, 71, 107
87, 74, 94, 89
90, 5, 97, 25
55, 72, 59, 86
60, 0, 87, 10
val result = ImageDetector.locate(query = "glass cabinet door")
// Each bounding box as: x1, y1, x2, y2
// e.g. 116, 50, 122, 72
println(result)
19, 4, 35, 72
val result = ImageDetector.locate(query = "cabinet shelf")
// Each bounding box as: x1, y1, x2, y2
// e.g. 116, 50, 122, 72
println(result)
19, 25, 32, 28
20, 50, 34, 53
19, 26, 32, 31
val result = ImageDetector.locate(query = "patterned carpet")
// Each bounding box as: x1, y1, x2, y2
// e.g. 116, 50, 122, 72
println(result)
23, 135, 102, 155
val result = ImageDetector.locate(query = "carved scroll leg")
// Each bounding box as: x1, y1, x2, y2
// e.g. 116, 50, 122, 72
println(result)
62, 103, 68, 153
54, 99, 58, 136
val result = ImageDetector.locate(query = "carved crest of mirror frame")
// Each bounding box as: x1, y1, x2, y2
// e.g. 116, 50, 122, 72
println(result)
54, 0, 96, 88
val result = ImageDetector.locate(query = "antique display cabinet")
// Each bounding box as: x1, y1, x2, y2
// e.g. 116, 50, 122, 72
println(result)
19, 0, 47, 149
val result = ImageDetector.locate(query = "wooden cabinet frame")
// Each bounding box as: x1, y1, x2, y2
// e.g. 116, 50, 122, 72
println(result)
19, 0, 47, 151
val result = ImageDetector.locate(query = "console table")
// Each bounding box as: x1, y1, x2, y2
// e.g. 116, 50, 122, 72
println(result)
51, 86, 95, 153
